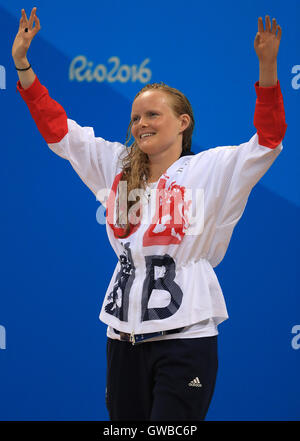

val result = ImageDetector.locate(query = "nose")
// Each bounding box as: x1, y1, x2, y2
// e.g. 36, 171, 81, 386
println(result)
139, 117, 149, 128
134, 119, 149, 137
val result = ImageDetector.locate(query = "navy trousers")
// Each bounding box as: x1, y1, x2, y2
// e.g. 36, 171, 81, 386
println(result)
106, 335, 218, 421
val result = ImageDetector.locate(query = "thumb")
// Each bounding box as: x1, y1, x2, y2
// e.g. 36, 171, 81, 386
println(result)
254, 32, 260, 47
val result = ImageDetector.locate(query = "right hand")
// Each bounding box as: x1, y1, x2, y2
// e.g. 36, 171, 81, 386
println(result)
12, 7, 41, 62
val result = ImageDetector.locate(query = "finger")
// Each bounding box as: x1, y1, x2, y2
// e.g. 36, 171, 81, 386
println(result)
276, 25, 282, 41
22, 8, 28, 23
254, 32, 260, 48
258, 17, 264, 34
265, 15, 271, 32
28, 7, 37, 30
33, 15, 41, 33
28, 7, 36, 30
19, 10, 28, 31
20, 10, 27, 26
19, 14, 24, 29
258, 16, 264, 33
271, 18, 277, 34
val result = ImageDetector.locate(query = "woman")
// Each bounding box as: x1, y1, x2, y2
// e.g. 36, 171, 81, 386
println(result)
12, 8, 287, 421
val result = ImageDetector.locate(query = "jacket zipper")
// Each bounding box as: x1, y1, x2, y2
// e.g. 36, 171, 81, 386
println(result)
129, 193, 149, 347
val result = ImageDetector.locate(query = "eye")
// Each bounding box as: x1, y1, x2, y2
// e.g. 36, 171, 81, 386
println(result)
131, 112, 158, 123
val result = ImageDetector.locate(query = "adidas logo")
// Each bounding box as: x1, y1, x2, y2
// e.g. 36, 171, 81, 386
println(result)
188, 377, 202, 387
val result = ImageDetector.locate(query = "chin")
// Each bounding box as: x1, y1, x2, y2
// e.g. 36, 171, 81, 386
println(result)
136, 143, 157, 154
141, 147, 161, 156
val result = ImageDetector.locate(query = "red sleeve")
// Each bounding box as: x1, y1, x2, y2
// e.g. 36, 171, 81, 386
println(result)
16, 75, 68, 144
253, 80, 287, 149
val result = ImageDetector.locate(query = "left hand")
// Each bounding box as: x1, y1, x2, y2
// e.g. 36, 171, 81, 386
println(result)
254, 15, 282, 64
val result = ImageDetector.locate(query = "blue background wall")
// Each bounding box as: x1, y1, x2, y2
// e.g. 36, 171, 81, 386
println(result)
0, 0, 299, 421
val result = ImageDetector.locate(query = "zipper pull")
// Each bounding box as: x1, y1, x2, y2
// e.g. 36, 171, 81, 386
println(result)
130, 331, 135, 345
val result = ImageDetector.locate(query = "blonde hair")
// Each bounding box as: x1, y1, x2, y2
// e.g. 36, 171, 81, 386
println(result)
116, 82, 195, 239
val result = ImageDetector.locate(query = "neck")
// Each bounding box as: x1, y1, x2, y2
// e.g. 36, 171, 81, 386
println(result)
147, 147, 182, 183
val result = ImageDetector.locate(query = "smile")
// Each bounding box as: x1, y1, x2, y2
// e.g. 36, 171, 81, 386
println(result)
140, 133, 156, 139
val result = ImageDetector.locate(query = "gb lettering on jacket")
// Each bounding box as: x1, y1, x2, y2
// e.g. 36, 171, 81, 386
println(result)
103, 161, 205, 325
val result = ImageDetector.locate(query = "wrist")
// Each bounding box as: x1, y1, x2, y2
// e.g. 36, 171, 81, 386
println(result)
259, 61, 278, 87
259, 60, 277, 69
13, 57, 30, 69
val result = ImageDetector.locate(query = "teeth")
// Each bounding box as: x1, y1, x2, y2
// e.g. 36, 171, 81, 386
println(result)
141, 133, 155, 139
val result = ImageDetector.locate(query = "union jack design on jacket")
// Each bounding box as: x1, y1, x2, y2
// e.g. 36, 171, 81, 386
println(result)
17, 77, 287, 337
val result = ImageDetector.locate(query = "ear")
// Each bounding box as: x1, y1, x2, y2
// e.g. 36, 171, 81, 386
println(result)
179, 114, 191, 133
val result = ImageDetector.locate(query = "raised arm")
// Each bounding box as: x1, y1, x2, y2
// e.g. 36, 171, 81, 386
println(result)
13, 8, 126, 198
209, 15, 287, 233
253, 15, 287, 149
12, 7, 40, 89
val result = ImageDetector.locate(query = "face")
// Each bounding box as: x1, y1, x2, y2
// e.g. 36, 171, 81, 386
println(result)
130, 90, 190, 157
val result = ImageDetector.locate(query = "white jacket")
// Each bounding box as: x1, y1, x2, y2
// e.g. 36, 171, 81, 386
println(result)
16, 77, 287, 340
